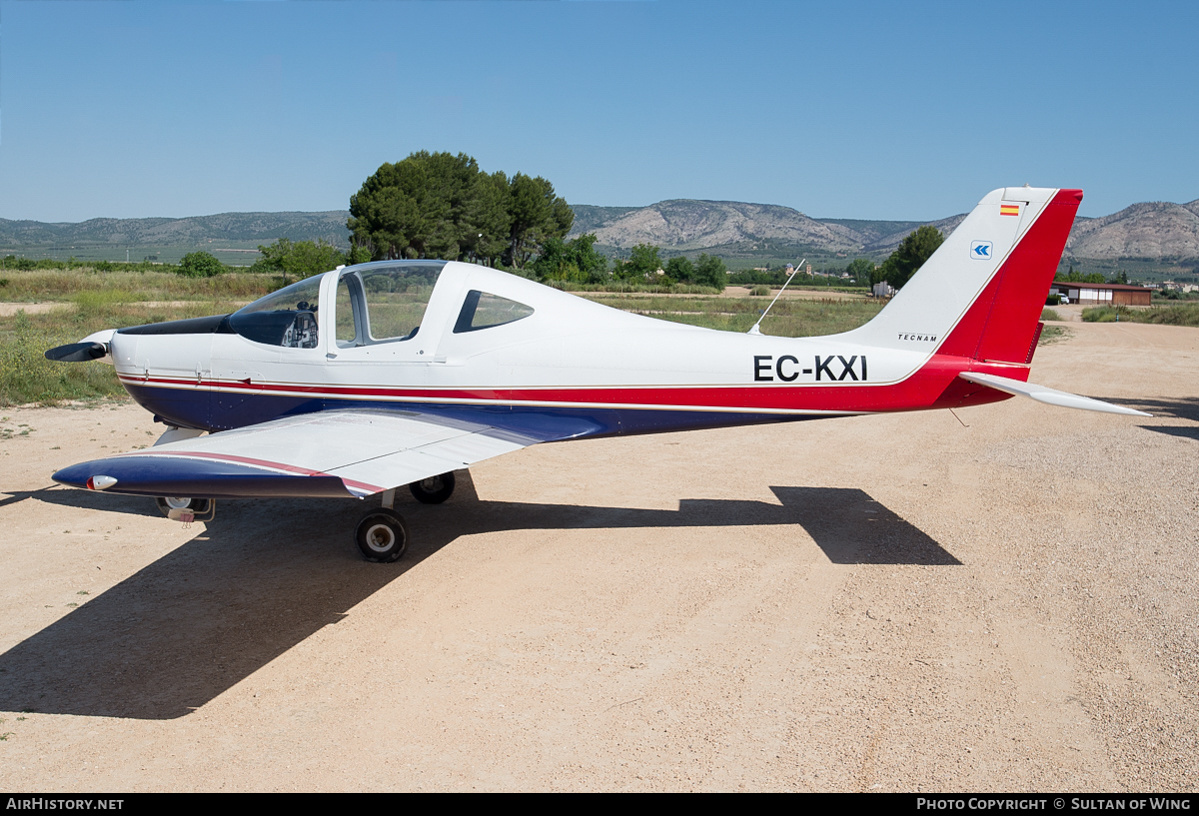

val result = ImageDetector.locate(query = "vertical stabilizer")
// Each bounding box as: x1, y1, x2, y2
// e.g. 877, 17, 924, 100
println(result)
843, 187, 1082, 365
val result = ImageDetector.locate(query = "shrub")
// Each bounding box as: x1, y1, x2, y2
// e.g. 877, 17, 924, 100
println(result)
177, 251, 226, 278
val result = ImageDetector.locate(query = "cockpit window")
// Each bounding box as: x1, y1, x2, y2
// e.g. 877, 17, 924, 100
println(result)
229, 276, 322, 348
335, 275, 359, 346
338, 261, 447, 345
453, 290, 535, 333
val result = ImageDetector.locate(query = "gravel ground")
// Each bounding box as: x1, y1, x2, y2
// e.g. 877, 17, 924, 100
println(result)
0, 320, 1195, 792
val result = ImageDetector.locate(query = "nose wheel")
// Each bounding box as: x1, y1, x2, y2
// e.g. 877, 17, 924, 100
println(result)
155, 496, 212, 517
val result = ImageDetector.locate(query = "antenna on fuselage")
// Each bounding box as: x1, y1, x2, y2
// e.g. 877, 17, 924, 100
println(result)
747, 258, 804, 336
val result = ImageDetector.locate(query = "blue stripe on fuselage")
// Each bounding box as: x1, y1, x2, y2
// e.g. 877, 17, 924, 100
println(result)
121, 382, 818, 441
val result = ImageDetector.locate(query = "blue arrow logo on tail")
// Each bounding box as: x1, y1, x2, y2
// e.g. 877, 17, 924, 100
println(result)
971, 241, 992, 260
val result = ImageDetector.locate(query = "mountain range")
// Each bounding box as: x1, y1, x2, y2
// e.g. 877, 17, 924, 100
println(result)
3, 197, 1197, 273
569, 199, 1199, 266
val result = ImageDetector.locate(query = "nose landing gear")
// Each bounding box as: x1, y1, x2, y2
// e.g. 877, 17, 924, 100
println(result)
155, 496, 215, 523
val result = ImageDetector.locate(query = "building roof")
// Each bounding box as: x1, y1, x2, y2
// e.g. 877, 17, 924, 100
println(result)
1050, 280, 1152, 292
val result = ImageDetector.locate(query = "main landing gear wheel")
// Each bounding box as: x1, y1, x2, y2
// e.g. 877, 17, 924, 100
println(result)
409, 472, 456, 504
155, 497, 211, 517
355, 508, 409, 563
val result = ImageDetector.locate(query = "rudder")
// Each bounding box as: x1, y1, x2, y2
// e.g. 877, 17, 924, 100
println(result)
966, 188, 1082, 364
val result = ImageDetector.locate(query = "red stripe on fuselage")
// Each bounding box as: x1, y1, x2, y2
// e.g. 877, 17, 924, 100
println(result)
120, 354, 1023, 416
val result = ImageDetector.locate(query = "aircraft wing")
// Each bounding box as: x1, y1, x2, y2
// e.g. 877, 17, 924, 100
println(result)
958, 372, 1151, 416
52, 409, 600, 499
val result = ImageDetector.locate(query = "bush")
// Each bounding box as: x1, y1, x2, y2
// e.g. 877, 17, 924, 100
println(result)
1082, 306, 1121, 322
177, 251, 226, 278
252, 238, 346, 281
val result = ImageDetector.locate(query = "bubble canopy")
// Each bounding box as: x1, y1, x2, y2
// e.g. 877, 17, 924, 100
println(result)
333, 261, 448, 347
227, 261, 450, 349
228, 274, 325, 348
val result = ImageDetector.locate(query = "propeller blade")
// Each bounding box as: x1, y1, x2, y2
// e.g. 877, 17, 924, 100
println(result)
45, 342, 108, 363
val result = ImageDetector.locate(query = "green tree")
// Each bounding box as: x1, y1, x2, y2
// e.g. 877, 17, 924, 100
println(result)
845, 258, 875, 282
571, 234, 610, 283
177, 251, 226, 278
1060, 266, 1106, 284
531, 234, 610, 283
347, 153, 570, 269
463, 170, 512, 266
694, 253, 728, 289
506, 173, 572, 269
665, 256, 695, 284
253, 238, 346, 281
875, 226, 944, 289
618, 243, 663, 282
348, 151, 476, 260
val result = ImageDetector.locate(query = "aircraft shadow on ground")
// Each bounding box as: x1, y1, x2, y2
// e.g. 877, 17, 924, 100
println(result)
1119, 396, 1199, 441
0, 480, 956, 720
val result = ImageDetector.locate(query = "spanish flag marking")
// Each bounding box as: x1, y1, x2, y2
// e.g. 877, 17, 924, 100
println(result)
1000, 204, 1020, 216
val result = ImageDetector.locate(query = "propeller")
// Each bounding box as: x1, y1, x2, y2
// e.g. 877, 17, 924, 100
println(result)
45, 341, 109, 363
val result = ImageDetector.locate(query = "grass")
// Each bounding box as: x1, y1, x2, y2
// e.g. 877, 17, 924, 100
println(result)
544, 280, 723, 295
0, 300, 243, 407
1039, 324, 1068, 344
0, 268, 277, 303
581, 293, 885, 336
1083, 303, 1199, 326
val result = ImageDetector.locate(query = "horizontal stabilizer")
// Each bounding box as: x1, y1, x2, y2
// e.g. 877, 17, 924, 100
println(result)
959, 372, 1150, 416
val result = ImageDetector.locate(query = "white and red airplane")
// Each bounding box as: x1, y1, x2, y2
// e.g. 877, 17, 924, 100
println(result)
47, 187, 1146, 561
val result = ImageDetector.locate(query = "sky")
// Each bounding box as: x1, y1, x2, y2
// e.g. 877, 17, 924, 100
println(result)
0, 0, 1196, 223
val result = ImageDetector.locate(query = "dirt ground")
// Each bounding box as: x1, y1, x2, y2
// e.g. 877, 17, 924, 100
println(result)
0, 320, 1196, 792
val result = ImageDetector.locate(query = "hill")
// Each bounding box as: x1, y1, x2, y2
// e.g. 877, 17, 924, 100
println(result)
1066, 200, 1199, 260
568, 198, 1199, 278
568, 200, 971, 264
3, 196, 1197, 278
0, 211, 350, 265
